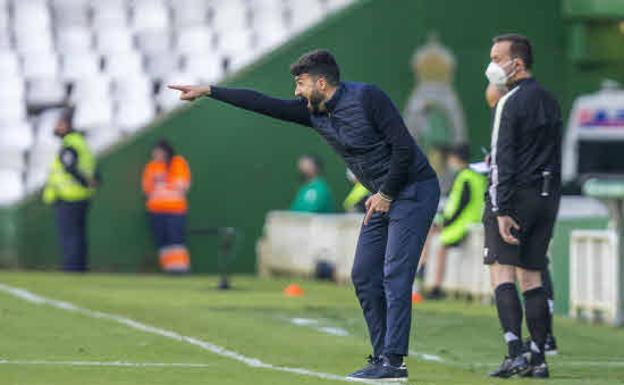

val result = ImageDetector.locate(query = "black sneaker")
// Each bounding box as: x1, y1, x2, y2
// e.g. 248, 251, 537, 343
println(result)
545, 334, 558, 356
347, 355, 383, 379
489, 355, 531, 378
347, 356, 408, 381
528, 362, 550, 378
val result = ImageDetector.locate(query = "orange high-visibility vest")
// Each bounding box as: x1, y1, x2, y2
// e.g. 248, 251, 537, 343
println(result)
142, 156, 191, 214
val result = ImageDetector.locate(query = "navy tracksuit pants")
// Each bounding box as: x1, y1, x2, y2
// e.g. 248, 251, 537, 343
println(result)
55, 200, 90, 272
351, 178, 440, 357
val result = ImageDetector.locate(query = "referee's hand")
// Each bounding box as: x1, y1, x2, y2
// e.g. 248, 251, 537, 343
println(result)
168, 85, 211, 101
364, 193, 391, 225
497, 215, 521, 245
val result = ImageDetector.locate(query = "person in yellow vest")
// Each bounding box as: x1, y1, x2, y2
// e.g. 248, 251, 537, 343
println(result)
42, 107, 98, 272
426, 144, 487, 299
343, 169, 370, 213
142, 140, 192, 273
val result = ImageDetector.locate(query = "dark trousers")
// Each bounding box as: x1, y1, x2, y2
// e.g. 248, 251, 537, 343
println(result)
55, 200, 90, 272
351, 178, 440, 357
149, 213, 187, 249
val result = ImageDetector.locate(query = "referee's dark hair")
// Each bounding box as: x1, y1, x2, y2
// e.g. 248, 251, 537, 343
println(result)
290, 49, 340, 86
493, 33, 533, 70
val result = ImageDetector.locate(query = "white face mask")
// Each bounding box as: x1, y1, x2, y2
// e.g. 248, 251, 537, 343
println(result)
485, 60, 515, 86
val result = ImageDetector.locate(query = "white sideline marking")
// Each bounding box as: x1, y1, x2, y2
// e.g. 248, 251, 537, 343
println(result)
0, 283, 379, 384
408, 351, 444, 363
288, 317, 350, 337
0, 360, 211, 369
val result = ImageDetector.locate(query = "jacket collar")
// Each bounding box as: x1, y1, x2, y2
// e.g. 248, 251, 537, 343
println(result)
323, 82, 345, 113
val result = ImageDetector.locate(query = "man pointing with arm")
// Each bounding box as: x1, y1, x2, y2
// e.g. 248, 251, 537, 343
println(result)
169, 49, 439, 381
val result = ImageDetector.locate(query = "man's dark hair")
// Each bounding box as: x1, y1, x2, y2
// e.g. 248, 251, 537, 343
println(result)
448, 143, 470, 163
493, 33, 533, 70
154, 139, 175, 161
290, 49, 340, 86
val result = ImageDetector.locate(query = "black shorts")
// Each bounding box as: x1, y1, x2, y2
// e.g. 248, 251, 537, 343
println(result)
483, 186, 560, 271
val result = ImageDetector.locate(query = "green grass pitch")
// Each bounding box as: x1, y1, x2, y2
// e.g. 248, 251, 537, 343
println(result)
1, 272, 623, 384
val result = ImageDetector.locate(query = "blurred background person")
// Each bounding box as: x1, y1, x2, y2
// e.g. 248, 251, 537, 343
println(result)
426, 144, 487, 299
142, 140, 192, 273
42, 107, 98, 272
343, 169, 370, 213
290, 154, 335, 213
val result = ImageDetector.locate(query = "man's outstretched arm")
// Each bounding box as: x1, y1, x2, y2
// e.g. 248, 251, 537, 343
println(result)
168, 85, 312, 127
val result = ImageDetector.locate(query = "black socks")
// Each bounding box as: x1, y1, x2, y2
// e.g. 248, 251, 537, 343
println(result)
523, 286, 549, 364
386, 354, 403, 367
494, 283, 523, 357
541, 268, 555, 336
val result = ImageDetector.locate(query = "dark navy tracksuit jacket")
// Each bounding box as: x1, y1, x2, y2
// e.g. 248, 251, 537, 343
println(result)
210, 81, 440, 356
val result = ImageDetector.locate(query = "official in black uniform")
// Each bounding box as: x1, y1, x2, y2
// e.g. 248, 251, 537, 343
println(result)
483, 34, 562, 378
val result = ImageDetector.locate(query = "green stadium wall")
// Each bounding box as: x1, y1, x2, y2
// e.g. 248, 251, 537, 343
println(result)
1, 0, 622, 312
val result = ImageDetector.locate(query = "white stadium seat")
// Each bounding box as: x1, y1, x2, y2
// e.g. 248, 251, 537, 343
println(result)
13, 1, 52, 32
145, 52, 180, 79
0, 170, 25, 206
176, 26, 215, 54
26, 77, 67, 106
73, 98, 114, 130
112, 75, 153, 101
25, 169, 49, 194
56, 27, 93, 53
0, 121, 34, 151
132, 0, 170, 31
71, 75, 111, 102
0, 146, 26, 172
21, 52, 59, 79
136, 29, 172, 54
92, 0, 128, 29
171, 0, 209, 26
103, 52, 143, 77
14, 29, 54, 55
87, 128, 123, 153
96, 27, 135, 54
0, 51, 21, 76
115, 99, 155, 133
52, 0, 90, 28
212, 1, 250, 32
61, 52, 102, 81
0, 29, 12, 50
182, 54, 222, 83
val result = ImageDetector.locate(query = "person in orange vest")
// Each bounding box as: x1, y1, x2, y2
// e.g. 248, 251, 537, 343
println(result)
142, 140, 192, 273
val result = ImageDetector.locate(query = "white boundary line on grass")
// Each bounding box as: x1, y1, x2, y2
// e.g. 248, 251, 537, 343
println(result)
0, 283, 379, 384
0, 360, 212, 368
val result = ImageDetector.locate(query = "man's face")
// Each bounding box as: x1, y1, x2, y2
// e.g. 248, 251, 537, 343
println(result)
294, 74, 325, 113
297, 157, 318, 181
53, 119, 70, 137
490, 41, 522, 83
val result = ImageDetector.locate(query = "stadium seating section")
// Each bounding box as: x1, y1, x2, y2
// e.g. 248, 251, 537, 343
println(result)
0, 0, 352, 204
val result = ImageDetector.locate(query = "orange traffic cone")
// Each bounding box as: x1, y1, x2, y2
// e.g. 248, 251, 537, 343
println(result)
411, 292, 423, 304
284, 284, 304, 297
